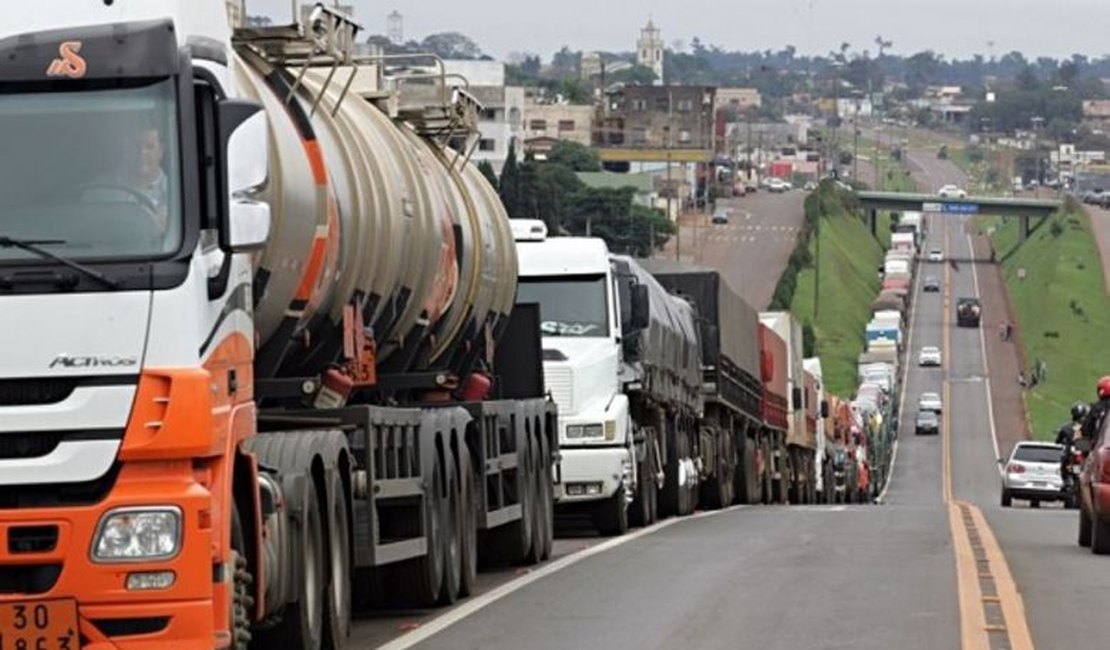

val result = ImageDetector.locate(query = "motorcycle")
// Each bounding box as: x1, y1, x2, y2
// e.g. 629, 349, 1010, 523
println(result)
830, 448, 849, 504
1062, 448, 1084, 509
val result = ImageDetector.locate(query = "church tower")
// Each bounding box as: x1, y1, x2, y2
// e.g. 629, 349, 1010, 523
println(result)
636, 19, 664, 85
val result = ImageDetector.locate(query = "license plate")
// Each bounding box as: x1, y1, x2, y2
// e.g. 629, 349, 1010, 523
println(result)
0, 600, 78, 650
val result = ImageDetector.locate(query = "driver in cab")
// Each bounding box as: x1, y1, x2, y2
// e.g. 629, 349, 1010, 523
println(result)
83, 118, 170, 240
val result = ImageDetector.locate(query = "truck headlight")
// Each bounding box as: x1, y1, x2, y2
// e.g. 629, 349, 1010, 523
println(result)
92, 507, 182, 562
566, 423, 605, 439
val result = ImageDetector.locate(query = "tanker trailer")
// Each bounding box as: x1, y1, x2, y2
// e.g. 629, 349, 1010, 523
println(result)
0, 5, 554, 649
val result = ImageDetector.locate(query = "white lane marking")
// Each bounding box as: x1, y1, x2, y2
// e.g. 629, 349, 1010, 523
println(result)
877, 220, 926, 504
377, 505, 749, 650
967, 231, 1003, 472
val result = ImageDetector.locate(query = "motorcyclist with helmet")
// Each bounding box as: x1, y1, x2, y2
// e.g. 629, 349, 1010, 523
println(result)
1058, 401, 1089, 504
1080, 376, 1110, 441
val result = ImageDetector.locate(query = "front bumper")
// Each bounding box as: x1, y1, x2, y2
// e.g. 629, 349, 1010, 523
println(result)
554, 446, 631, 504
0, 462, 218, 649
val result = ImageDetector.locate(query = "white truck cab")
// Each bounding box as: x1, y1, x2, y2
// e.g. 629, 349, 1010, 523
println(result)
512, 221, 635, 510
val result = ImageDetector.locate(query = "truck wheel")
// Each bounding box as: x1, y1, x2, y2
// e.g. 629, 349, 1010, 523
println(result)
1078, 506, 1093, 548
527, 436, 549, 565
323, 472, 351, 647
485, 439, 535, 565
457, 445, 478, 596
593, 485, 629, 535
631, 445, 656, 527
1029, 499, 1040, 509
438, 447, 462, 605
396, 454, 445, 605
254, 479, 326, 650
537, 435, 554, 560
736, 437, 759, 505
760, 440, 773, 505
1091, 513, 1110, 555
701, 437, 734, 510
229, 503, 253, 650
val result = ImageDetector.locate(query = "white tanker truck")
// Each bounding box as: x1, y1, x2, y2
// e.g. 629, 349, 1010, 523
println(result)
0, 3, 554, 649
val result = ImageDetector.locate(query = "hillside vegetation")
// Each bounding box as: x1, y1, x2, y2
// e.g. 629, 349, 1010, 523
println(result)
985, 205, 1110, 437
785, 184, 885, 398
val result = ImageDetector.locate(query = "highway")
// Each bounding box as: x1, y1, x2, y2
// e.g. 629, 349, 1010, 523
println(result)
348, 157, 1110, 650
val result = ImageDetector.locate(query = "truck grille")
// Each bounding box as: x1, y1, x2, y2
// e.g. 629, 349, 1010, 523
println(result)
0, 433, 63, 460
0, 378, 75, 406
545, 366, 574, 413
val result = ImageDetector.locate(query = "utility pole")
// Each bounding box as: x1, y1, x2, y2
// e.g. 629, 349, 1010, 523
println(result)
852, 116, 859, 182
667, 89, 677, 261
746, 108, 754, 183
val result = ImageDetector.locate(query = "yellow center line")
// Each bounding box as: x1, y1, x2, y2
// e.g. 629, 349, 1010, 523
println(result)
939, 217, 1035, 650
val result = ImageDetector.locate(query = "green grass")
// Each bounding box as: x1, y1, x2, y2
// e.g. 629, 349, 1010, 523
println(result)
988, 208, 1110, 438
791, 192, 885, 398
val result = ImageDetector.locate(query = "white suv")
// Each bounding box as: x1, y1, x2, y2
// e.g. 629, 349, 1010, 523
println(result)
1000, 442, 1065, 507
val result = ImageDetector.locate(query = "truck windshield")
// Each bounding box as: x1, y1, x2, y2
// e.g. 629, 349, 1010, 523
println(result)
517, 275, 609, 337
0, 79, 181, 263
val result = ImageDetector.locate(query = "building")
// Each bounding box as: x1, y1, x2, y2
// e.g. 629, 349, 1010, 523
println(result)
580, 51, 603, 80
836, 97, 874, 119
440, 60, 524, 173
1082, 100, 1110, 131
226, 0, 244, 27
596, 85, 715, 154
714, 88, 762, 117
636, 20, 664, 84
522, 102, 595, 158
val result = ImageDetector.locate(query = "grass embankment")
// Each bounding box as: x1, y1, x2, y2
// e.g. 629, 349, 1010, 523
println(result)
983, 205, 1110, 437
786, 185, 884, 398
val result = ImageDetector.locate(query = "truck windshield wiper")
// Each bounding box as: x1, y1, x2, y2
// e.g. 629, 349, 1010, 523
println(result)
0, 236, 120, 289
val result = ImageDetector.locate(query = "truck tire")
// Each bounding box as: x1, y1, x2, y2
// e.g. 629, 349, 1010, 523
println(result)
395, 453, 445, 605
701, 435, 734, 510
761, 439, 774, 505
631, 448, 657, 527
1078, 506, 1093, 548
457, 444, 478, 596
736, 437, 760, 505
484, 439, 536, 565
323, 472, 351, 648
438, 447, 462, 605
229, 503, 253, 650
527, 435, 549, 564
1090, 513, 1110, 555
254, 479, 326, 650
594, 485, 629, 535
537, 435, 555, 560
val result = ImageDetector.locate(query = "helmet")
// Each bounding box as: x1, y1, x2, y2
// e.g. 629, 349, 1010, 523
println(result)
1099, 376, 1110, 400
1072, 401, 1090, 422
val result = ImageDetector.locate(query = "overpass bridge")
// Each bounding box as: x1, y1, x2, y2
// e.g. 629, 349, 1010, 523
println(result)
856, 191, 1063, 241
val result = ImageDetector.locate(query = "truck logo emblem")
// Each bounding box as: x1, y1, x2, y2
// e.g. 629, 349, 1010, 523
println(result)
50, 355, 137, 369
46, 42, 87, 79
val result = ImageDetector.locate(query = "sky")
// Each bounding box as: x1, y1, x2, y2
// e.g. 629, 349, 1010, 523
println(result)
245, 0, 1110, 61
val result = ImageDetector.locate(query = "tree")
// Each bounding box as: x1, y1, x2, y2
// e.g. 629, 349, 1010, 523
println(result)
546, 141, 601, 172
558, 78, 592, 104
608, 64, 658, 86
551, 46, 580, 76
498, 141, 521, 217
420, 32, 483, 60
477, 160, 498, 191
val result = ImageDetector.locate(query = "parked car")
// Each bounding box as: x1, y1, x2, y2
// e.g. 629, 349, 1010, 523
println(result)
914, 410, 939, 435
918, 392, 943, 413
928, 248, 944, 262
1000, 441, 1066, 508
918, 346, 942, 367
923, 276, 941, 292
1078, 423, 1110, 553
712, 208, 730, 224
767, 178, 791, 193
938, 184, 968, 199
1081, 188, 1105, 204
803, 180, 818, 191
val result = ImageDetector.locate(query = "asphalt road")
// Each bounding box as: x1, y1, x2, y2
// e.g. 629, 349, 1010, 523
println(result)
664, 190, 806, 309
350, 149, 1110, 650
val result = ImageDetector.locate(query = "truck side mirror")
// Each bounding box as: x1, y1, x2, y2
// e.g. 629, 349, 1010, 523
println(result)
220, 99, 270, 252
820, 400, 829, 419
630, 284, 650, 331
792, 387, 803, 410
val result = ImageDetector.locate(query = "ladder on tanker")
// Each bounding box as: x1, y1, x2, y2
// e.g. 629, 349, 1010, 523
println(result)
232, 3, 484, 163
